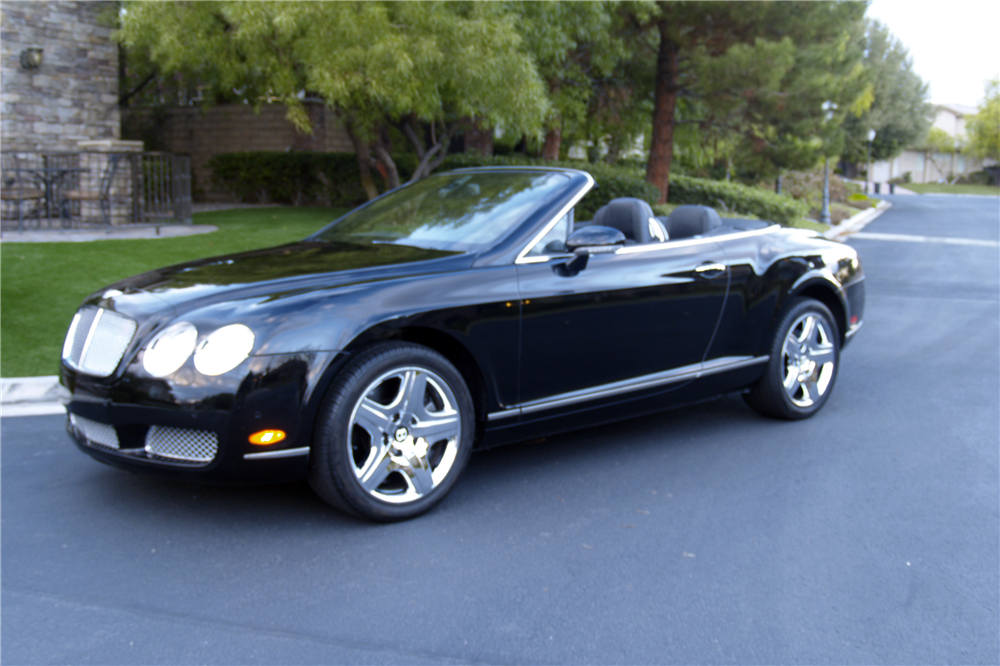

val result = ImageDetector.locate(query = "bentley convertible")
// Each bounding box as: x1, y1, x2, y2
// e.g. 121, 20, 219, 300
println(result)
61, 167, 864, 521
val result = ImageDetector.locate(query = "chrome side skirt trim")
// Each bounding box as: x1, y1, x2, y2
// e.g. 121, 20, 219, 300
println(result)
244, 446, 311, 460
486, 355, 769, 421
487, 408, 521, 422
845, 320, 864, 339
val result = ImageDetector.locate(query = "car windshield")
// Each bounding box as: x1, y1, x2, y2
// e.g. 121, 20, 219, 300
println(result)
311, 171, 571, 252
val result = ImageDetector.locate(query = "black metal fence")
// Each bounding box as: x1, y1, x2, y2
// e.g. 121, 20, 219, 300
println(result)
1, 151, 192, 231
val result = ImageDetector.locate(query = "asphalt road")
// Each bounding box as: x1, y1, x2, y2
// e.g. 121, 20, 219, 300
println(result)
3, 194, 998, 665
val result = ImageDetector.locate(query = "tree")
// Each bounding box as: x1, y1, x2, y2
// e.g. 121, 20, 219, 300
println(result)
965, 77, 1000, 162
512, 2, 650, 161
840, 19, 932, 165
117, 1, 549, 198
628, 1, 867, 202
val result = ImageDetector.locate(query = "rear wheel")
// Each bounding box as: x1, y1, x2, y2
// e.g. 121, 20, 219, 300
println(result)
744, 298, 840, 420
309, 342, 474, 521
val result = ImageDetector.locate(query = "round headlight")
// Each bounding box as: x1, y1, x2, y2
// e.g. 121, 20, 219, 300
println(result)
193, 324, 255, 376
143, 321, 198, 377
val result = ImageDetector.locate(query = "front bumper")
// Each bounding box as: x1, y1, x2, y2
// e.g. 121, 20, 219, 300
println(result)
63, 351, 344, 485
842, 276, 866, 347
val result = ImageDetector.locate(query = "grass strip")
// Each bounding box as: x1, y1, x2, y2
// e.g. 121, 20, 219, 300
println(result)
904, 183, 999, 196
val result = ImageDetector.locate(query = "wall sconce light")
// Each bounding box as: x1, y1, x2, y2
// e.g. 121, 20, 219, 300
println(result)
20, 47, 43, 70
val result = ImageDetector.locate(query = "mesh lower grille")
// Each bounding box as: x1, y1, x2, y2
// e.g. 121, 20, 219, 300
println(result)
62, 307, 137, 377
70, 413, 120, 451
145, 426, 218, 463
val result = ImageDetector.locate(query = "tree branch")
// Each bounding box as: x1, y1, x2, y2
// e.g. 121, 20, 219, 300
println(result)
399, 117, 427, 160
119, 69, 159, 107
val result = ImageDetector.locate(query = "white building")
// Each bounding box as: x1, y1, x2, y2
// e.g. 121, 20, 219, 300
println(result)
871, 104, 994, 185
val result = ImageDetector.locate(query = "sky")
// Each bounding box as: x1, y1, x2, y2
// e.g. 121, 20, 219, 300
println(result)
865, 0, 999, 107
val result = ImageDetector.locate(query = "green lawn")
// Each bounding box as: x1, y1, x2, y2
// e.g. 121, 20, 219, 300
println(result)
1, 206, 346, 378
904, 183, 1000, 196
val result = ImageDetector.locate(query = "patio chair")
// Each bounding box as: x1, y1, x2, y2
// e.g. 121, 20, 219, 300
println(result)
62, 154, 123, 226
1, 156, 45, 230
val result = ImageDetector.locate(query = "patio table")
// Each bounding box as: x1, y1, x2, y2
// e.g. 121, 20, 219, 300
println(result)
12, 167, 88, 226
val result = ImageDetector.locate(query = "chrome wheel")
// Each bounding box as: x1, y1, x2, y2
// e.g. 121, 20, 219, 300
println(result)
781, 313, 836, 408
349, 366, 462, 504
744, 298, 840, 420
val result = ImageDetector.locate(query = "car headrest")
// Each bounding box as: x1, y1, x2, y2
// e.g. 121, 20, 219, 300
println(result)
592, 198, 663, 244
666, 205, 722, 239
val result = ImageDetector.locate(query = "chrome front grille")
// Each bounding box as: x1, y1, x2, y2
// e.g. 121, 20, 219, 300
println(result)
70, 413, 120, 451
145, 426, 218, 464
62, 307, 137, 377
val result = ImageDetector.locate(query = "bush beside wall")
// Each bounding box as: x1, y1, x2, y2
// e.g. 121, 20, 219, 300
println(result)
208, 151, 806, 224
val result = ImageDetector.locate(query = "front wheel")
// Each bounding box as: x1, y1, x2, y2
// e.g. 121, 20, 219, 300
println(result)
744, 298, 840, 420
309, 342, 474, 521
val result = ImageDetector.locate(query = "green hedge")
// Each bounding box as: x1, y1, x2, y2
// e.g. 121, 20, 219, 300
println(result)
667, 175, 807, 225
208, 152, 420, 207
208, 152, 364, 206
208, 151, 806, 224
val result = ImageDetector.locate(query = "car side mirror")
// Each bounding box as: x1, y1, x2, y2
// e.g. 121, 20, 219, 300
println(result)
560, 226, 626, 274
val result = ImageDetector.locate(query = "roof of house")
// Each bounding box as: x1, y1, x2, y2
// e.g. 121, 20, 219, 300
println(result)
935, 103, 979, 117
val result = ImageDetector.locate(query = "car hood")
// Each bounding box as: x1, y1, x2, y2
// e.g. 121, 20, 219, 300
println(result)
93, 241, 469, 318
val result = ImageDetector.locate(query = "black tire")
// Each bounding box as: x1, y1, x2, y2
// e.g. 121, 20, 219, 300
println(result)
744, 298, 841, 420
308, 342, 474, 521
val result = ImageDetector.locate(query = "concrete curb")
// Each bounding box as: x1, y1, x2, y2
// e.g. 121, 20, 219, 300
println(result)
1, 376, 65, 417
823, 199, 891, 241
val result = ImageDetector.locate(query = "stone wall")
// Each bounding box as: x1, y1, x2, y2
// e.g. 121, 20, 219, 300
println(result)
123, 102, 355, 201
1, 1, 119, 152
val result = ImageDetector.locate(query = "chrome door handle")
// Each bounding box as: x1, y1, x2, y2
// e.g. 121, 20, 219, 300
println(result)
695, 262, 726, 273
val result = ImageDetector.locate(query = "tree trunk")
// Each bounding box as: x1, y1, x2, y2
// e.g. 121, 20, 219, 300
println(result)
646, 20, 680, 204
341, 115, 380, 201
541, 79, 562, 161
463, 118, 494, 156
373, 125, 400, 190
541, 126, 562, 161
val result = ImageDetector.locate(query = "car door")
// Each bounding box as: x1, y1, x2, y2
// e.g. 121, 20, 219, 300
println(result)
514, 239, 730, 410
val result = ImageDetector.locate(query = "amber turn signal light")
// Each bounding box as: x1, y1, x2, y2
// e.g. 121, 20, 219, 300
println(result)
249, 429, 286, 445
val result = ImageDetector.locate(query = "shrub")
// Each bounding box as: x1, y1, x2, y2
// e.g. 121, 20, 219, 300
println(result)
956, 170, 997, 186
208, 150, 807, 224
208, 152, 403, 207
668, 175, 807, 225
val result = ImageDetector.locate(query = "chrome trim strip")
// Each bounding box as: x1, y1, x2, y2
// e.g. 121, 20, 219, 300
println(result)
517, 255, 554, 265
845, 320, 864, 339
515, 173, 597, 264
616, 225, 781, 255
507, 355, 770, 417
78, 307, 103, 365
62, 311, 81, 361
487, 408, 520, 421
700, 355, 770, 375
244, 446, 311, 460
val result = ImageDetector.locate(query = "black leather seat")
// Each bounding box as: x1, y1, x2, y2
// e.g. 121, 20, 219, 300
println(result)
591, 198, 667, 244
664, 205, 722, 239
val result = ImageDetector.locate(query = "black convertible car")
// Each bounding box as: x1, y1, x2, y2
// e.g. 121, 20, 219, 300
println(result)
61, 167, 864, 521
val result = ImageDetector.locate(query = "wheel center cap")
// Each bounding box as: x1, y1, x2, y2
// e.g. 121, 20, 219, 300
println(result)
394, 427, 409, 443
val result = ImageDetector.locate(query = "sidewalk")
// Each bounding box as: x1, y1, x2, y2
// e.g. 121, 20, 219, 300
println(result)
0, 223, 218, 243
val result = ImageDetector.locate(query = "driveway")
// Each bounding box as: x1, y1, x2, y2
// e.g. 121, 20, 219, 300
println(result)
2, 194, 997, 664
